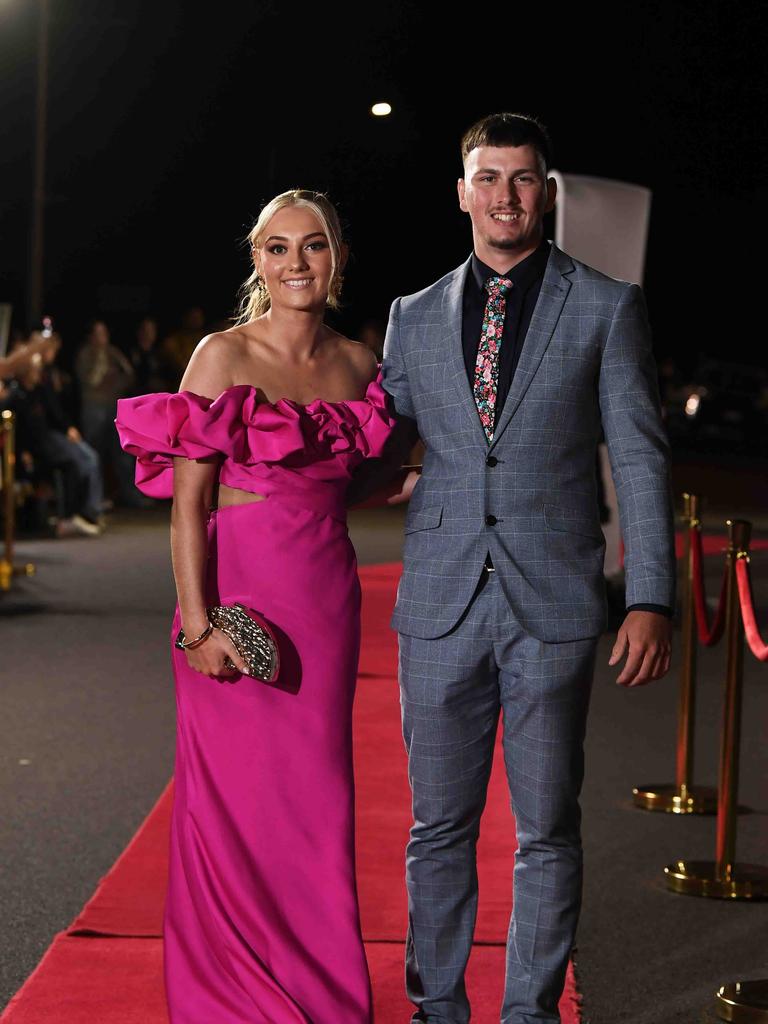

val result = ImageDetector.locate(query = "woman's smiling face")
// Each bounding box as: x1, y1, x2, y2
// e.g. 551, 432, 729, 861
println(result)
254, 206, 334, 312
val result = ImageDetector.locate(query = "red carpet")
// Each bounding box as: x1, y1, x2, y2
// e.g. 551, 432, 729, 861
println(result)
0, 935, 580, 1023
2, 563, 581, 1023
674, 530, 767, 559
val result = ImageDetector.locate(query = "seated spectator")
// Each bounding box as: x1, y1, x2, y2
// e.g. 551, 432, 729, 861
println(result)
7, 355, 102, 537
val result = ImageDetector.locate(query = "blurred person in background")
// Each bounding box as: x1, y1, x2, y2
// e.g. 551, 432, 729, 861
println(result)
159, 306, 206, 388
7, 348, 101, 537
75, 319, 153, 509
128, 316, 172, 394
0, 331, 54, 380
40, 333, 106, 530
43, 331, 80, 428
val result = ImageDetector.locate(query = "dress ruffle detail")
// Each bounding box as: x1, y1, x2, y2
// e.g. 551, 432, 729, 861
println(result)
114, 372, 396, 498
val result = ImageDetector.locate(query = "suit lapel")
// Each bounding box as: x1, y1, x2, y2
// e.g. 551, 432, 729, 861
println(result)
442, 254, 489, 445
489, 243, 575, 450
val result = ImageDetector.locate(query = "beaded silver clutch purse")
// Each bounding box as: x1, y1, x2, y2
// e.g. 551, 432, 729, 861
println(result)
176, 602, 280, 682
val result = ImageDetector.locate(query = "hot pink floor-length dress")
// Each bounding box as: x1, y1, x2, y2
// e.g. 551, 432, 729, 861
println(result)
114, 370, 397, 1024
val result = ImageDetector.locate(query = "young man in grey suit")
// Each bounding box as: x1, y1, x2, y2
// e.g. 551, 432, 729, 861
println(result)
379, 113, 676, 1023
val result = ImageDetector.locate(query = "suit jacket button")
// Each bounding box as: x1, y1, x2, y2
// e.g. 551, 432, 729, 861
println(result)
486, 455, 498, 467
485, 514, 497, 526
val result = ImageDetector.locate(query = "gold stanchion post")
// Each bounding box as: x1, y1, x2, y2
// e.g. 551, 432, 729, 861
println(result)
0, 409, 35, 591
1, 409, 16, 591
665, 519, 768, 898
633, 493, 717, 813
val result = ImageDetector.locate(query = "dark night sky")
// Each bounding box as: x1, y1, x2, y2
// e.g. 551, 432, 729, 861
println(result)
1, 0, 765, 370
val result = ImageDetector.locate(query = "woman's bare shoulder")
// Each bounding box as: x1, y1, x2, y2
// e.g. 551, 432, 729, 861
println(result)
201, 323, 255, 351
179, 327, 249, 398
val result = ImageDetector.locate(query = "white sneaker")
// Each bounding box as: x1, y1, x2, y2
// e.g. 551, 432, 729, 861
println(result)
71, 513, 103, 536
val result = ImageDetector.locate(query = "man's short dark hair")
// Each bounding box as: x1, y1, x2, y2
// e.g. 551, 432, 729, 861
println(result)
460, 112, 553, 174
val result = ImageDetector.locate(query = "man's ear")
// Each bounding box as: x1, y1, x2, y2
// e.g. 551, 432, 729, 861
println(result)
544, 176, 557, 215
457, 177, 468, 213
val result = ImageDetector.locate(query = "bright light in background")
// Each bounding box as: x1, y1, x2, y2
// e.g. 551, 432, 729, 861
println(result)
684, 392, 701, 418
371, 102, 392, 117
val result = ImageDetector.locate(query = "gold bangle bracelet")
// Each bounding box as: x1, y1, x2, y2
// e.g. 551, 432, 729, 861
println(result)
178, 621, 213, 650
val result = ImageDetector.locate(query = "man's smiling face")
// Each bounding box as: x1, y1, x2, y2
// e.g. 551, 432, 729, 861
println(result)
457, 144, 556, 264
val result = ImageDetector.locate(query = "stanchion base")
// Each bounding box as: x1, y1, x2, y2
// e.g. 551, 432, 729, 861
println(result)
633, 783, 718, 814
0, 561, 36, 591
715, 979, 768, 1022
665, 861, 768, 899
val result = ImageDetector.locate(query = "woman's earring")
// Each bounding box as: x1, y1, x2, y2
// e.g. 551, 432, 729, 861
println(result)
255, 274, 265, 291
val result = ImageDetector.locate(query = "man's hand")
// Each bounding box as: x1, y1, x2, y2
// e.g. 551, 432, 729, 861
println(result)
348, 466, 421, 509
608, 610, 672, 687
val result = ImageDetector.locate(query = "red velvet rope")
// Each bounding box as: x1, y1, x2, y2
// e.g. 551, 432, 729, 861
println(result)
735, 557, 768, 662
690, 526, 727, 647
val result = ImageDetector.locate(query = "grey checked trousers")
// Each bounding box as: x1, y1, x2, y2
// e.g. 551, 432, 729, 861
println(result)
399, 567, 598, 1024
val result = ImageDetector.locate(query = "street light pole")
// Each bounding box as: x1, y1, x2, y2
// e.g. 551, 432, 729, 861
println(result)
28, 0, 48, 328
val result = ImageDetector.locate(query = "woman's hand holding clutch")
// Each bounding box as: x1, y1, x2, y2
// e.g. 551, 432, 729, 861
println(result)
182, 623, 249, 682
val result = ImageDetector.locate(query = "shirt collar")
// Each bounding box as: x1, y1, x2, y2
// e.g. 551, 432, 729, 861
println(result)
470, 237, 551, 294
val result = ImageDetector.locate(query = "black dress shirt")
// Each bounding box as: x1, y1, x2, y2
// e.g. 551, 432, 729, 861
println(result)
461, 237, 550, 428
463, 239, 672, 620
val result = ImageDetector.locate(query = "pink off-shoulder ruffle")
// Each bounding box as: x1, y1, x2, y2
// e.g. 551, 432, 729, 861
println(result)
114, 371, 396, 499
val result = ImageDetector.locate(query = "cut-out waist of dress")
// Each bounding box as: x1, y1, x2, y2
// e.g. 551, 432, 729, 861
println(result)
217, 465, 348, 522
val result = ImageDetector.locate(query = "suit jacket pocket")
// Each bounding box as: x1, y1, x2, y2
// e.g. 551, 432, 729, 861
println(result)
543, 502, 603, 540
404, 504, 443, 534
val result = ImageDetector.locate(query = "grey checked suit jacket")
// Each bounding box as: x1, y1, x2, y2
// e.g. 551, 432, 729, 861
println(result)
381, 242, 676, 643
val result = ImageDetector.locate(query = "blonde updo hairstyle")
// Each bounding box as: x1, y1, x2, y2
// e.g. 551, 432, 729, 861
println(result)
234, 189, 346, 325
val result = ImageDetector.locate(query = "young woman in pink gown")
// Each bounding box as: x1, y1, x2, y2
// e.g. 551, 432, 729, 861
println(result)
115, 190, 410, 1023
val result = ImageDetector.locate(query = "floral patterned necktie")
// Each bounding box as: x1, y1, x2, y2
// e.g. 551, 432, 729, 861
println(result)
473, 275, 513, 442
